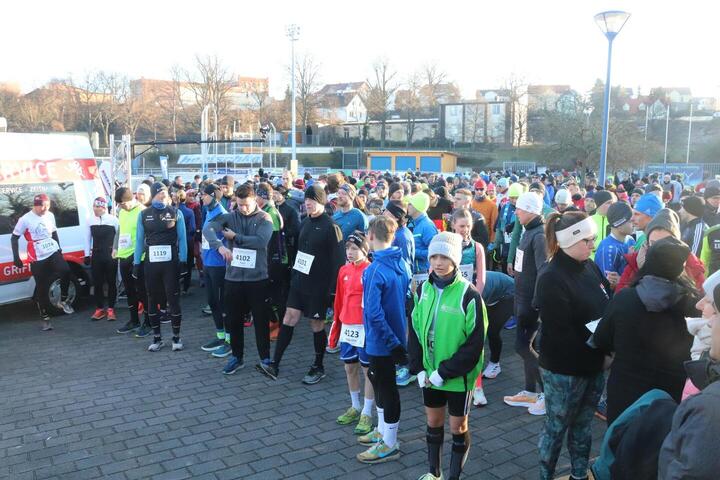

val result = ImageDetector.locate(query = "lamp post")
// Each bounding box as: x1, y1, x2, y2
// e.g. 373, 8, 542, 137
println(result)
594, 10, 630, 186
287, 24, 300, 166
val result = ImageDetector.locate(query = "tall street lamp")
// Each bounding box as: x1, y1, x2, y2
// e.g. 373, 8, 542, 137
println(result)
287, 24, 300, 167
595, 10, 630, 185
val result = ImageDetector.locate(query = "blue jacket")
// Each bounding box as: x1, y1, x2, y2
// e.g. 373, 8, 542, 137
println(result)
392, 225, 415, 276
482, 271, 515, 305
178, 203, 196, 239
410, 213, 438, 273
333, 208, 368, 239
202, 203, 228, 267
362, 246, 411, 356
594, 234, 635, 276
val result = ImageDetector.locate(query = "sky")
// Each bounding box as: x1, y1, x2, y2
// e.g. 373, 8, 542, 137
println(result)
2, 0, 719, 100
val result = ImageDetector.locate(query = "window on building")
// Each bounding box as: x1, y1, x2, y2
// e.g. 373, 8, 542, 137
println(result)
343, 128, 350, 139
492, 104, 501, 115
0, 183, 79, 235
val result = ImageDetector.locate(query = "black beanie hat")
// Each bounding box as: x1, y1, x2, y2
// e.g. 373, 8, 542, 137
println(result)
346, 231, 369, 255
593, 190, 614, 208
305, 184, 327, 205
644, 237, 690, 281
204, 183, 220, 197
150, 182, 168, 198
114, 187, 133, 204
385, 199, 407, 222
682, 195, 705, 218
704, 185, 720, 200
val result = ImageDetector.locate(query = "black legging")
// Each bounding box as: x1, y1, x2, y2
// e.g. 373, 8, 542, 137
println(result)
182, 239, 194, 292
119, 257, 148, 326
368, 355, 401, 423
515, 313, 542, 393
204, 265, 226, 332
144, 252, 181, 340
91, 256, 117, 309
486, 295, 514, 364
31, 250, 71, 317
224, 279, 271, 361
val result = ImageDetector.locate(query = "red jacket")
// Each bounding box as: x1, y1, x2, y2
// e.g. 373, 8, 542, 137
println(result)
328, 260, 370, 348
617, 250, 705, 293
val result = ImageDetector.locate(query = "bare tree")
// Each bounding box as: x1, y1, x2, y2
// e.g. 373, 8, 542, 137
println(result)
94, 72, 125, 147
501, 73, 529, 147
364, 58, 398, 148
422, 63, 446, 108
294, 54, 321, 130
182, 55, 234, 132
395, 73, 423, 147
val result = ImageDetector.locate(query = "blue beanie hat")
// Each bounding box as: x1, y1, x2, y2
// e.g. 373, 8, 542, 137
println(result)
634, 193, 663, 218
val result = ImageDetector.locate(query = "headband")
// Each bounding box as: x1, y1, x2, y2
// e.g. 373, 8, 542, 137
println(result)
556, 216, 597, 249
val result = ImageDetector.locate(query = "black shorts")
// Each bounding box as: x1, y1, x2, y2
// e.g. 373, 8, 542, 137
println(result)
422, 388, 472, 417
286, 287, 329, 320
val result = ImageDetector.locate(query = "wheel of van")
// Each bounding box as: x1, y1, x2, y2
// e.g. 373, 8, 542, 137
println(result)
46, 275, 81, 316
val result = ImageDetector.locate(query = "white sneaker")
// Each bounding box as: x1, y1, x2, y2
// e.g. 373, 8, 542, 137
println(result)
482, 362, 502, 379
148, 340, 165, 352
528, 393, 546, 416
472, 387, 488, 407
57, 301, 74, 315
172, 339, 184, 351
503, 390, 539, 407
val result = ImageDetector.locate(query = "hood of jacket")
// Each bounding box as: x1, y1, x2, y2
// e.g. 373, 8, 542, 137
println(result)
636, 275, 681, 312
372, 246, 406, 277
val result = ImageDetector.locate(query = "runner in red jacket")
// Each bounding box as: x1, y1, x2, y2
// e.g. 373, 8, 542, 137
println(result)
329, 232, 376, 436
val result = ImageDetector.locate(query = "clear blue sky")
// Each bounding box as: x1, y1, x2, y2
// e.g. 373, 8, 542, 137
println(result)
3, 0, 718, 99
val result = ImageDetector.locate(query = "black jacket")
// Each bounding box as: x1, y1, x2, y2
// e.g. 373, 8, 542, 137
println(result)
534, 249, 611, 376
514, 216, 546, 322
680, 216, 706, 258
291, 213, 345, 296
594, 275, 699, 425
278, 201, 301, 262
469, 210, 490, 248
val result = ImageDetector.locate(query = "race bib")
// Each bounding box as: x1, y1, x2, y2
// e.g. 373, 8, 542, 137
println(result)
35, 238, 58, 257
231, 248, 256, 269
201, 236, 210, 250
503, 231, 512, 244
413, 273, 429, 285
514, 248, 524, 272
340, 324, 365, 348
118, 234, 131, 250
148, 245, 172, 263
293, 251, 315, 275
459, 263, 474, 281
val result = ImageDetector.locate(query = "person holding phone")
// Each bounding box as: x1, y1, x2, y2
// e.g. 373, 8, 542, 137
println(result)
594, 202, 635, 290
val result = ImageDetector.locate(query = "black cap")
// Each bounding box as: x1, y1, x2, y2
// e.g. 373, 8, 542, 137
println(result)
682, 195, 705, 218
150, 182, 168, 198
204, 183, 220, 197
305, 185, 327, 205
643, 237, 690, 281
593, 190, 614, 208
606, 201, 632, 228
704, 185, 720, 199
385, 199, 407, 222
631, 188, 645, 196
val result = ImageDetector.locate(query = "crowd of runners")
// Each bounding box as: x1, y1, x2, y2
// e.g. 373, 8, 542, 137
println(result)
10, 167, 720, 479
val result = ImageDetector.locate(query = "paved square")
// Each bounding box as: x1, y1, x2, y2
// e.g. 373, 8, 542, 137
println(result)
0, 286, 606, 479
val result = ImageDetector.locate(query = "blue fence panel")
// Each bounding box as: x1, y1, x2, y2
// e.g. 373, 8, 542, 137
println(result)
420, 156, 442, 172
395, 156, 416, 171
370, 156, 392, 171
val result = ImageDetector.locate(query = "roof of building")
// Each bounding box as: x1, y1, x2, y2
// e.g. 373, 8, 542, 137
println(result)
527, 84, 571, 95
317, 82, 367, 96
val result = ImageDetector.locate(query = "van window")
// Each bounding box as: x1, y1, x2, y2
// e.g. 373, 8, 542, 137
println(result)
0, 183, 80, 235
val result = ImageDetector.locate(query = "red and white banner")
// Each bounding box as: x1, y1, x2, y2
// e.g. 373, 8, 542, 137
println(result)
0, 159, 98, 185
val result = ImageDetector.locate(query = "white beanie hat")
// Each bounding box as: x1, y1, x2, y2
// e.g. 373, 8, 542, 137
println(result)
428, 232, 463, 267
702, 269, 720, 300
555, 189, 571, 205
516, 191, 543, 215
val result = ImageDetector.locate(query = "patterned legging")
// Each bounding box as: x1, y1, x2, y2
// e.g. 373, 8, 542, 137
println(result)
538, 368, 604, 480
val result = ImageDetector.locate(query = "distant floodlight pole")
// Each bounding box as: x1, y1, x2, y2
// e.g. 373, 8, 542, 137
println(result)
287, 24, 300, 166
664, 102, 670, 164
686, 101, 693, 163
595, 10, 630, 185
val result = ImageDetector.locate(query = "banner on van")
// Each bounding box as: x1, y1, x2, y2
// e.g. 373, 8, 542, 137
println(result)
0, 159, 97, 185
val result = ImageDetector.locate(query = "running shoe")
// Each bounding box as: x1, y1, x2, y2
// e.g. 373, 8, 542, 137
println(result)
325, 344, 341, 354
57, 301, 74, 315
528, 393, 546, 416
211, 343, 232, 358
256, 362, 278, 380
223, 356, 244, 375
472, 387, 488, 407
90, 308, 105, 321
135, 324, 152, 338
337, 407, 361, 425
201, 305, 212, 315
395, 366, 416, 387
482, 362, 502, 379
354, 415, 373, 435
148, 340, 165, 352
201, 338, 225, 352
356, 440, 400, 464
417, 473, 444, 480
302, 366, 326, 385
41, 318, 53, 331
116, 321, 139, 334
106, 308, 116, 321
503, 390, 539, 408
358, 428, 383, 446
504, 316, 517, 329
172, 339, 184, 351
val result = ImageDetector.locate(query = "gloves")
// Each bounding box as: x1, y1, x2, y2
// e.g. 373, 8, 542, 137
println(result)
429, 370, 444, 387
505, 222, 515, 234
84, 256, 91, 266
417, 371, 429, 388
13, 257, 23, 269
391, 345, 409, 365
132, 264, 140, 279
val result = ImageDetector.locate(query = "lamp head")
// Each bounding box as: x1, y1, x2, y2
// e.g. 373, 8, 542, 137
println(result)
594, 10, 630, 40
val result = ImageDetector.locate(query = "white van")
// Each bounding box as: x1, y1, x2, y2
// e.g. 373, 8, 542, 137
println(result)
0, 133, 104, 313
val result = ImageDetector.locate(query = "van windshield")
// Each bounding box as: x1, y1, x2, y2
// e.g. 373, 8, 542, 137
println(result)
0, 183, 80, 235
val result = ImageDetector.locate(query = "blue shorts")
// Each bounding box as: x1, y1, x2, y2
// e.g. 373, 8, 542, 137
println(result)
340, 341, 369, 366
